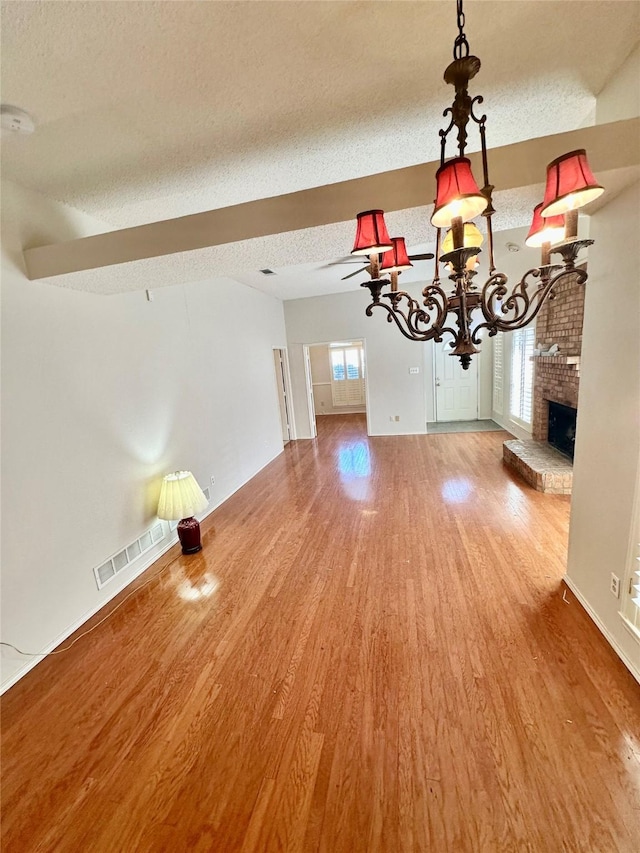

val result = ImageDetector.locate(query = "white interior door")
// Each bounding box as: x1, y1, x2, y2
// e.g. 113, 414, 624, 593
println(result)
434, 341, 478, 421
303, 345, 317, 438
273, 348, 292, 443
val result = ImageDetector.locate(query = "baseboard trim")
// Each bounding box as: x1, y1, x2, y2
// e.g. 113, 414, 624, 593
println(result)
563, 575, 640, 684
0, 534, 181, 694
1, 447, 284, 695
491, 412, 529, 441
316, 410, 366, 416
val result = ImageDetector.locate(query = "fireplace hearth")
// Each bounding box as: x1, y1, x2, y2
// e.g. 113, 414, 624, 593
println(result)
503, 269, 585, 494
548, 401, 577, 460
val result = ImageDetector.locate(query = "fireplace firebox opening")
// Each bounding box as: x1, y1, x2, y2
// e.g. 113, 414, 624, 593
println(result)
548, 401, 577, 460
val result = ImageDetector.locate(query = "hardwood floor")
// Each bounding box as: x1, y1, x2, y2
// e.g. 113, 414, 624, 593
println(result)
2, 414, 639, 852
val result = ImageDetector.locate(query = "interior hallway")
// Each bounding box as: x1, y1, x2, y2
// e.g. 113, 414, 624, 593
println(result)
2, 415, 639, 852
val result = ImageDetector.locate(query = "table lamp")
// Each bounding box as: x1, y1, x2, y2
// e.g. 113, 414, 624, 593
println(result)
157, 471, 209, 554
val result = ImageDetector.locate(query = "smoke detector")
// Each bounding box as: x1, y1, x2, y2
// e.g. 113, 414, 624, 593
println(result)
506, 242, 520, 253
1, 104, 36, 136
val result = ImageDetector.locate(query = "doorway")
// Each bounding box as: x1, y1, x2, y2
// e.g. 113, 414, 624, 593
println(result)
434, 340, 478, 421
303, 340, 369, 437
273, 348, 294, 443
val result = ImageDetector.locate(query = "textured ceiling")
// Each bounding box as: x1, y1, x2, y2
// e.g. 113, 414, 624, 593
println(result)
1, 0, 638, 298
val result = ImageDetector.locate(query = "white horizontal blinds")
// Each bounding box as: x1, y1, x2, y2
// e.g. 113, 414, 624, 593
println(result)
330, 345, 365, 407
626, 539, 640, 634
510, 327, 535, 424
493, 334, 503, 412
632, 558, 640, 609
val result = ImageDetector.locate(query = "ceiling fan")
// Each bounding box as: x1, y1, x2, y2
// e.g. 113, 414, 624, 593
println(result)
339, 243, 434, 281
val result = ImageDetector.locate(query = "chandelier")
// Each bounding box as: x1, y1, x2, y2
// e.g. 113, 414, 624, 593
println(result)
350, 0, 604, 369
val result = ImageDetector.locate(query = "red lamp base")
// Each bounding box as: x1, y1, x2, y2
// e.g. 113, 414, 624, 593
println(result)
177, 517, 202, 554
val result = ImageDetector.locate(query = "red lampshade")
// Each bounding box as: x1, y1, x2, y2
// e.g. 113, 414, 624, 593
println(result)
380, 237, 413, 272
431, 157, 488, 229
540, 149, 604, 218
525, 203, 566, 248
351, 210, 393, 256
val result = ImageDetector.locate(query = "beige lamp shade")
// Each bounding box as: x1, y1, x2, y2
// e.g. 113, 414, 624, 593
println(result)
441, 222, 484, 254
157, 471, 208, 520
441, 222, 483, 272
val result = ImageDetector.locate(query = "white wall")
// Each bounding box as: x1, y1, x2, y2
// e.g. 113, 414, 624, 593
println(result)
1, 181, 288, 691
565, 180, 640, 680
285, 283, 493, 438
596, 43, 640, 124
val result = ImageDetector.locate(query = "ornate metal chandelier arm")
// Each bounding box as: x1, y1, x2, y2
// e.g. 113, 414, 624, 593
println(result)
439, 111, 457, 165
471, 266, 588, 344
363, 284, 453, 343
469, 94, 486, 126
366, 300, 437, 343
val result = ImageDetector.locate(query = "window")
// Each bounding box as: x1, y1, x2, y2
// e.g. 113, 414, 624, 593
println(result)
510, 327, 535, 425
330, 344, 366, 407
628, 553, 640, 632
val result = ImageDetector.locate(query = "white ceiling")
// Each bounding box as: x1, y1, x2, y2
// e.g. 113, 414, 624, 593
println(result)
1, 1, 638, 299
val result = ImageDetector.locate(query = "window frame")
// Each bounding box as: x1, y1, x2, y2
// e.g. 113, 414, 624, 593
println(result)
509, 327, 535, 427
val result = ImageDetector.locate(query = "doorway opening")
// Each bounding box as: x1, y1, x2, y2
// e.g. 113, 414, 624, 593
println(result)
303, 340, 369, 437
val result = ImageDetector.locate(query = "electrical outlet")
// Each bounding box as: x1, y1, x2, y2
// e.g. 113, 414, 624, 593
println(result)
610, 573, 620, 598
210, 475, 215, 487
394, 415, 400, 422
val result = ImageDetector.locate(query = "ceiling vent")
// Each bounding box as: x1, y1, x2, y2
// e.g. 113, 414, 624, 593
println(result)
259, 268, 276, 276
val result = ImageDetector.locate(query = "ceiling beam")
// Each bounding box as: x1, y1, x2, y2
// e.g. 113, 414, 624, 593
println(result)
24, 118, 639, 280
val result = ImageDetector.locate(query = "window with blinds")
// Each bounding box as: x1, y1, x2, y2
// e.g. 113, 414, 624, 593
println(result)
630, 557, 640, 622
493, 334, 503, 413
509, 327, 535, 425
330, 345, 366, 407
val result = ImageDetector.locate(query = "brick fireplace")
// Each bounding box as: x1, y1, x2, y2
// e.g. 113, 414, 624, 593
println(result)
504, 268, 585, 493
531, 270, 584, 442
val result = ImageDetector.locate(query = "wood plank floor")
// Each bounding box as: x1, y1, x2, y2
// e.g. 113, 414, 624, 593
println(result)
2, 414, 639, 852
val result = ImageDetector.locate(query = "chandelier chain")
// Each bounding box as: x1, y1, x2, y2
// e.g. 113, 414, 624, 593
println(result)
453, 0, 469, 59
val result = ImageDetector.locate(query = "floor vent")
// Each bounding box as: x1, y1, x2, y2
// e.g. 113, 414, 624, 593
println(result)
93, 523, 165, 590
